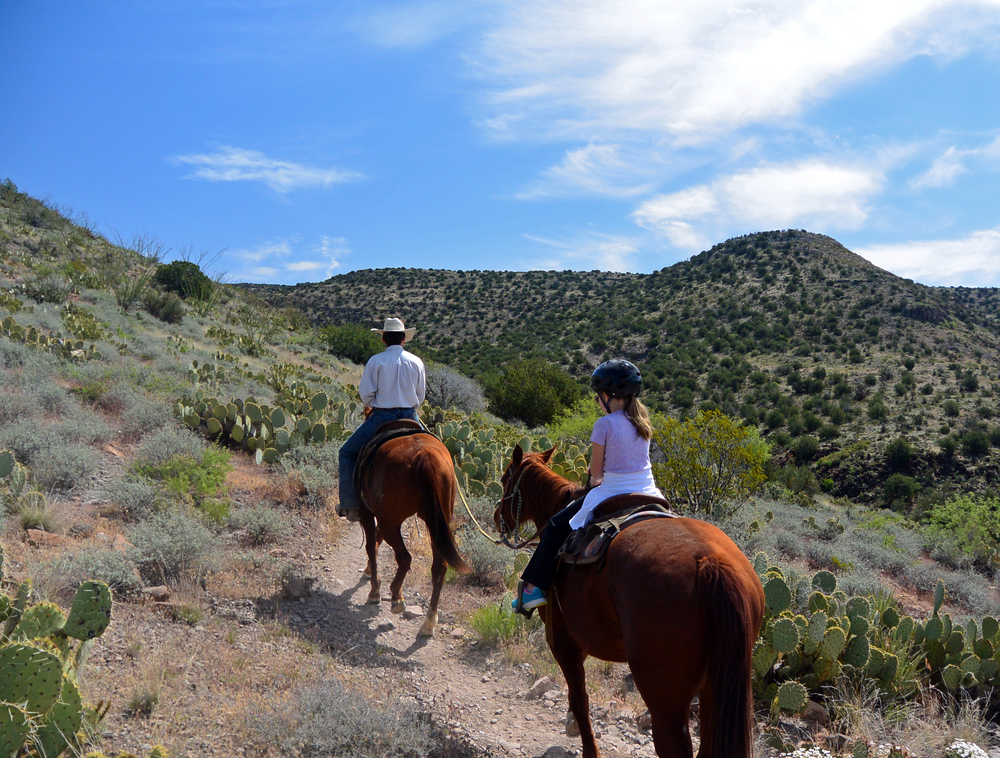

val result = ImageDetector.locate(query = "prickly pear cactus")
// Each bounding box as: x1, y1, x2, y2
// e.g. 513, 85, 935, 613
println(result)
63, 580, 112, 640
775, 680, 809, 714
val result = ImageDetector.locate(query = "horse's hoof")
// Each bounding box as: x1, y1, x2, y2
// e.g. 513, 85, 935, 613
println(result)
362, 566, 372, 578
417, 622, 435, 638
366, 593, 381, 605
566, 712, 581, 737
391, 600, 405, 614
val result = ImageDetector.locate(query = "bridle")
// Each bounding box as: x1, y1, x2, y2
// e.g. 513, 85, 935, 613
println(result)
495, 464, 539, 550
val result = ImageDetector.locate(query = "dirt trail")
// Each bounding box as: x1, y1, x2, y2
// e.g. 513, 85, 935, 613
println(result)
295, 517, 661, 758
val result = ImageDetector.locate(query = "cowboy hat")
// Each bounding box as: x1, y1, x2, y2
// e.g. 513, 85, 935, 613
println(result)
371, 317, 415, 341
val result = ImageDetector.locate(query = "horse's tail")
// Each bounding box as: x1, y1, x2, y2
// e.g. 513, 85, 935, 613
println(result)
416, 450, 470, 574
697, 554, 761, 758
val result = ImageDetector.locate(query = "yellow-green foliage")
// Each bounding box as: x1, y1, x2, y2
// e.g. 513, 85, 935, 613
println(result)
652, 410, 769, 516
547, 397, 602, 442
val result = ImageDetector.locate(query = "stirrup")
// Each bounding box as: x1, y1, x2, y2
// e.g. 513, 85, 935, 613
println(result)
512, 580, 546, 618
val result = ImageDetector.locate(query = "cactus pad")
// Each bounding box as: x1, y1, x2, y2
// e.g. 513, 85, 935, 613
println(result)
974, 637, 993, 660
982, 616, 999, 641
845, 597, 870, 620
881, 607, 900, 629
843, 634, 871, 668
0, 642, 64, 712
924, 615, 943, 642
0, 703, 30, 758
819, 626, 847, 661
63, 581, 112, 641
33, 674, 82, 758
753, 644, 778, 678
776, 680, 809, 713
0, 449, 14, 478
945, 630, 964, 656
13, 602, 66, 640
941, 663, 962, 691
771, 617, 800, 654
880, 652, 899, 681
808, 591, 828, 614
763, 577, 792, 616
812, 570, 837, 594
934, 580, 946, 614
809, 611, 828, 644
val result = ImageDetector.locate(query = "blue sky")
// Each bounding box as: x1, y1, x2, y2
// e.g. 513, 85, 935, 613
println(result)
3, 1, 1000, 287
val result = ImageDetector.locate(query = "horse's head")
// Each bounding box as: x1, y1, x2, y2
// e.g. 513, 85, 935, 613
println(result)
494, 444, 572, 545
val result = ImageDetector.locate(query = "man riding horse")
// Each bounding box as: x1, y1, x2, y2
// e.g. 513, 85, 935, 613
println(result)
337, 317, 426, 522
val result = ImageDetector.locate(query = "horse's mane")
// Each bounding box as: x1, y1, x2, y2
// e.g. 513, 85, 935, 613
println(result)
521, 453, 586, 528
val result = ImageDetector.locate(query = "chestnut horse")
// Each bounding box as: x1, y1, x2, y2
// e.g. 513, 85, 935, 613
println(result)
495, 446, 764, 758
357, 427, 469, 638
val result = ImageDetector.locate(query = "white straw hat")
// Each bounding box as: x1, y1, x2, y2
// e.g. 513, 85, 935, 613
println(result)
372, 317, 415, 341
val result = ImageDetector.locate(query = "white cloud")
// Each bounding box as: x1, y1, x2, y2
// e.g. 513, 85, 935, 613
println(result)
228, 236, 349, 283
475, 0, 1000, 142
287, 261, 325, 272
911, 134, 1000, 188
523, 232, 641, 271
854, 227, 1000, 285
634, 159, 883, 249
516, 143, 658, 199
172, 147, 362, 193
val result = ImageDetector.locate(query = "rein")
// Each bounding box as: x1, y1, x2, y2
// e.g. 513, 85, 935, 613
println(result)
495, 465, 540, 550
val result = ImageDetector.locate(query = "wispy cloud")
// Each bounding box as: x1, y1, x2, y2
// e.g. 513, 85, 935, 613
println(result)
474, 1, 1000, 142
634, 159, 884, 249
911, 134, 1000, 188
347, 0, 482, 48
523, 231, 641, 271
172, 146, 362, 193
854, 226, 1000, 286
228, 236, 350, 283
516, 143, 658, 199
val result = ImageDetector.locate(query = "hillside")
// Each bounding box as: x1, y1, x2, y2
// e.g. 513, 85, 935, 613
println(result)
248, 231, 1000, 501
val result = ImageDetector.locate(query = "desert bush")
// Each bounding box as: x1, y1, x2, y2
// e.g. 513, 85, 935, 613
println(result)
424, 363, 486, 413
486, 358, 582, 427
0, 390, 34, 425
466, 599, 540, 647
99, 477, 165, 521
960, 429, 990, 457
134, 425, 206, 466
34, 445, 100, 491
885, 437, 913, 470
141, 288, 185, 323
228, 299, 285, 356
320, 323, 384, 365
53, 548, 143, 597
249, 677, 434, 758
791, 435, 819, 461
22, 272, 75, 304
923, 493, 1000, 574
279, 440, 341, 507
228, 506, 291, 545
96, 384, 172, 438
456, 523, 510, 587
883, 473, 919, 509
547, 397, 602, 442
154, 260, 213, 300
101, 231, 165, 312
134, 447, 231, 506
652, 410, 769, 517
128, 510, 214, 582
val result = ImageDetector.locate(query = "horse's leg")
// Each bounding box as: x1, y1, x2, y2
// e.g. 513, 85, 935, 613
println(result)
381, 524, 412, 614
417, 548, 446, 638
649, 709, 696, 758
548, 610, 601, 758
360, 511, 381, 604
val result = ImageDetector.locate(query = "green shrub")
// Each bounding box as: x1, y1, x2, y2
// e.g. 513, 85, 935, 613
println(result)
320, 323, 384, 366
141, 288, 185, 323
466, 599, 540, 647
134, 447, 231, 504
885, 437, 913, 470
54, 548, 143, 597
128, 510, 215, 582
547, 397, 602, 442
943, 399, 960, 418
229, 506, 291, 546
134, 425, 206, 466
652, 410, 769, 517
923, 494, 1000, 573
790, 435, 819, 462
867, 396, 889, 421
486, 358, 582, 427
99, 478, 164, 521
960, 429, 990, 457
883, 472, 919, 509
22, 272, 76, 304
154, 260, 213, 300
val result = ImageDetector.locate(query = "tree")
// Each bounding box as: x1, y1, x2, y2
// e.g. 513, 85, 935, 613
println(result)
424, 363, 485, 413
320, 324, 384, 366
651, 410, 769, 517
154, 260, 213, 300
486, 358, 582, 427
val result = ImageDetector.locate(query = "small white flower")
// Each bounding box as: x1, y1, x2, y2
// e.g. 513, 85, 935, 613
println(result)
945, 740, 989, 758
788, 747, 834, 758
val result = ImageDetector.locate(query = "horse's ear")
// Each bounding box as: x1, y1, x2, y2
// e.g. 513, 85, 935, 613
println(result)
512, 445, 524, 466
540, 446, 557, 464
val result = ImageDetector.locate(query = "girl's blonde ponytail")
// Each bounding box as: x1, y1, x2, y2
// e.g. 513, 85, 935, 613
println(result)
624, 395, 652, 441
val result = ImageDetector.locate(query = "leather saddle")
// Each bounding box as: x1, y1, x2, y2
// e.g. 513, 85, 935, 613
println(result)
353, 419, 433, 500
557, 494, 679, 566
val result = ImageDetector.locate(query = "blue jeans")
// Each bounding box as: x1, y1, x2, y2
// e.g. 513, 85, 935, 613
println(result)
338, 407, 419, 512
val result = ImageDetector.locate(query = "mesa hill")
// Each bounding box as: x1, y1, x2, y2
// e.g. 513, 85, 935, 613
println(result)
248, 230, 1000, 501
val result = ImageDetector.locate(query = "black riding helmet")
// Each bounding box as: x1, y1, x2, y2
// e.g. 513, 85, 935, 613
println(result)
590, 359, 642, 398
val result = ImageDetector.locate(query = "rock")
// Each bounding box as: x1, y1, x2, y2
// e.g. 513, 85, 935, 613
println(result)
529, 676, 553, 699
498, 739, 520, 753
143, 586, 172, 602
543, 747, 572, 758
637, 710, 653, 730
280, 572, 315, 601
450, 626, 467, 639
26, 530, 70, 548
617, 707, 637, 723
803, 700, 828, 725
826, 734, 850, 751
542, 690, 561, 702
401, 606, 424, 620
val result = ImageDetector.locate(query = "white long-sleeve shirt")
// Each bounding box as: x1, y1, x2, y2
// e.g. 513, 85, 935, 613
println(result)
358, 345, 426, 409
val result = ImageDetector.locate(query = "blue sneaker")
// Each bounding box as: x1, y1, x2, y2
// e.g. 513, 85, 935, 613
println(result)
512, 584, 547, 613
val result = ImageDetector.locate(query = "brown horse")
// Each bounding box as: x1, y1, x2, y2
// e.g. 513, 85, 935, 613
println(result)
495, 446, 764, 758
357, 425, 469, 638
